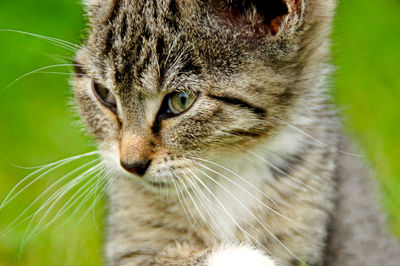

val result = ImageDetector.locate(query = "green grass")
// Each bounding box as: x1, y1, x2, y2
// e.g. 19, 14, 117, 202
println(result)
0, 0, 399, 265
332, 0, 400, 234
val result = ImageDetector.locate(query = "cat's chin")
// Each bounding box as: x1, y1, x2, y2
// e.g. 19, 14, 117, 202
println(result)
143, 179, 174, 190
141, 174, 196, 195
141, 179, 181, 195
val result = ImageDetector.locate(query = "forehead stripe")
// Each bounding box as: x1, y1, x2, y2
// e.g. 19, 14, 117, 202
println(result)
106, 0, 122, 24
208, 94, 267, 118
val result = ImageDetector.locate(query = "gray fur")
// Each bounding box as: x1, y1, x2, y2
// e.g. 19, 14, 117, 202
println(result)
72, 0, 400, 265
326, 135, 400, 265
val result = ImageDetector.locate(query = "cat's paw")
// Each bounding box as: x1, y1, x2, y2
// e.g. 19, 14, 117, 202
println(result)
206, 245, 276, 266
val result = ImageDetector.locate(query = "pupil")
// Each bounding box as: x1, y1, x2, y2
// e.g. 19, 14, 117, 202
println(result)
179, 93, 187, 106
100, 89, 108, 99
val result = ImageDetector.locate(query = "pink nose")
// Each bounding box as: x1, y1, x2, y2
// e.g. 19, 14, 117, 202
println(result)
120, 159, 151, 176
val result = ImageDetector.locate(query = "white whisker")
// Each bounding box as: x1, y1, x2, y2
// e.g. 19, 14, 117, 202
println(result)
31, 163, 104, 225
0, 29, 81, 49
273, 117, 360, 157
20, 163, 104, 243
193, 166, 302, 262
58, 169, 108, 228
192, 167, 272, 253
184, 169, 239, 241
57, 169, 115, 234
187, 168, 255, 245
3, 64, 84, 91
38, 165, 106, 232
171, 173, 198, 232
191, 158, 293, 223
248, 151, 320, 193
33, 71, 87, 76
179, 170, 223, 238
1, 158, 101, 236
0, 151, 99, 210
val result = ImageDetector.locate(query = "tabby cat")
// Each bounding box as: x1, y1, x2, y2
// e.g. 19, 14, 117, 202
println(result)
72, 0, 400, 265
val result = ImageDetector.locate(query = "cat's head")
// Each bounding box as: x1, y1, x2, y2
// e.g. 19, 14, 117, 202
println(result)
73, 0, 334, 189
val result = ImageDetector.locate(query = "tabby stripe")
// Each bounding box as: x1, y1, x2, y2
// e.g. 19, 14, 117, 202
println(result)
103, 28, 114, 55
120, 13, 128, 40
169, 0, 179, 15
73, 60, 86, 75
116, 47, 134, 84
228, 130, 263, 137
137, 50, 152, 82
107, 0, 122, 24
276, 88, 294, 105
156, 36, 167, 79
102, 0, 122, 55
270, 152, 306, 179
208, 94, 266, 118
179, 55, 202, 75
114, 250, 153, 264
165, 0, 180, 31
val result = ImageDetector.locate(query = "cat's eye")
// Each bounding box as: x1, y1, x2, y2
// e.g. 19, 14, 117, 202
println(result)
167, 91, 197, 115
92, 81, 117, 112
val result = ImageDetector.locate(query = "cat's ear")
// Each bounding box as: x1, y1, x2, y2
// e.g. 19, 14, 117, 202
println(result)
214, 0, 306, 37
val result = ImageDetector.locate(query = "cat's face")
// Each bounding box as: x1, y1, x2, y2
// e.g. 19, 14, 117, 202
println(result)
73, 0, 333, 189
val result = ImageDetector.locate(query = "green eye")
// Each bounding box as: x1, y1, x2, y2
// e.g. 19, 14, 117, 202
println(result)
167, 91, 197, 115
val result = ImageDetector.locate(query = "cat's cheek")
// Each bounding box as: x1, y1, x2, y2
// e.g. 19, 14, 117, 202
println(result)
98, 143, 124, 175
74, 90, 119, 141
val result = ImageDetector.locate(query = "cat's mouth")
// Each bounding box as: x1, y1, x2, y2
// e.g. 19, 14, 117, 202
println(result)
144, 180, 173, 189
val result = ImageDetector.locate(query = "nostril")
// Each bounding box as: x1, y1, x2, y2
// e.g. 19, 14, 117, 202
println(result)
120, 159, 151, 176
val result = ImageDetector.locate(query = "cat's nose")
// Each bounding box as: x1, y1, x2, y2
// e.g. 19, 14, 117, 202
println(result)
120, 159, 151, 177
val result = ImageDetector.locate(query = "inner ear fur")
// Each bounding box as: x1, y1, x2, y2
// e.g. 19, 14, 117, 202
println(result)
217, 0, 303, 36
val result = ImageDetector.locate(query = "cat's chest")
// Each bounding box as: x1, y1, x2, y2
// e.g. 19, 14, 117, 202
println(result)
186, 158, 277, 242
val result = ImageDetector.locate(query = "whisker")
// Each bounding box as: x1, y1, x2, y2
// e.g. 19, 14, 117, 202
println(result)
273, 117, 360, 157
193, 166, 303, 263
178, 170, 222, 238
3, 64, 84, 91
37, 165, 106, 231
190, 157, 284, 210
31, 163, 104, 226
263, 146, 322, 169
56, 169, 115, 234
171, 173, 198, 232
33, 71, 88, 76
90, 172, 108, 232
0, 29, 81, 51
192, 167, 272, 253
51, 168, 108, 232
91, 171, 116, 231
188, 167, 286, 249
168, 36, 203, 74
164, 25, 187, 69
248, 151, 320, 193
0, 151, 99, 210
1, 158, 101, 236
21, 163, 104, 244
174, 171, 202, 228
191, 159, 293, 223
44, 53, 76, 64
187, 168, 256, 245
183, 169, 238, 241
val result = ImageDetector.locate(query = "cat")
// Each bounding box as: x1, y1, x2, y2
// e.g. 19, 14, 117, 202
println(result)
71, 0, 400, 265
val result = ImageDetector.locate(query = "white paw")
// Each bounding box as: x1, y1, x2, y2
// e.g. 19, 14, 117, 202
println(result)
207, 245, 276, 266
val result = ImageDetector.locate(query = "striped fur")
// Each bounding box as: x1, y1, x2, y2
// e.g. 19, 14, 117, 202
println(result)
72, 0, 400, 265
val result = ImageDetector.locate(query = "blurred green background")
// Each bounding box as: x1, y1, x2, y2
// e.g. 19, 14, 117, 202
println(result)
0, 0, 399, 265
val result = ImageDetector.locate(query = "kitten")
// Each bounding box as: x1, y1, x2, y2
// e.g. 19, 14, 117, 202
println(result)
72, 0, 400, 265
